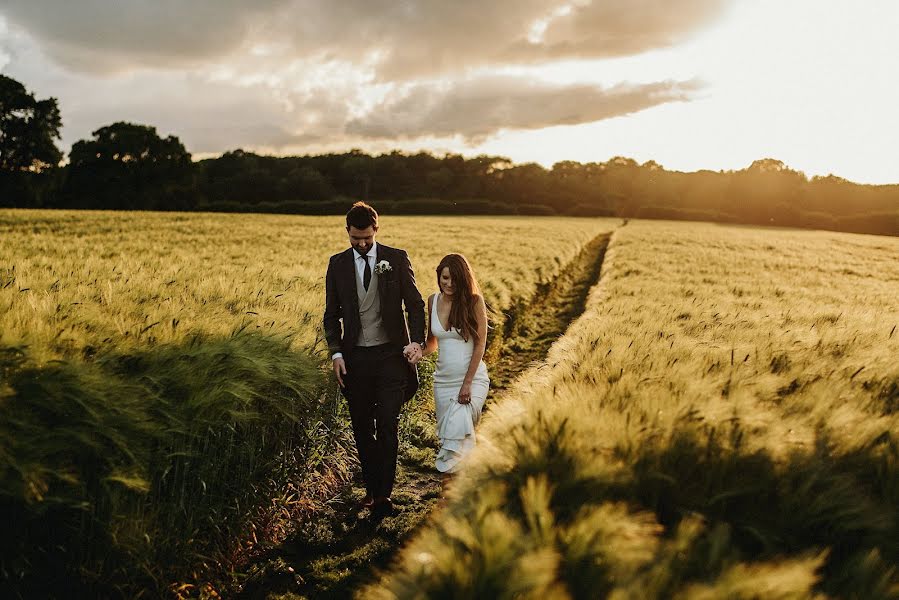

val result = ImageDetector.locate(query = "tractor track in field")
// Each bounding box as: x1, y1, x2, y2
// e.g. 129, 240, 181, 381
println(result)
235, 227, 616, 600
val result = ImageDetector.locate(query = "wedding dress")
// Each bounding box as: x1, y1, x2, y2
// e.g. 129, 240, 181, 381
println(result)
430, 293, 490, 472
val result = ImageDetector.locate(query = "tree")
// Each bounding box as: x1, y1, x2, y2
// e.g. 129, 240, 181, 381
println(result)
339, 151, 373, 200
284, 165, 334, 201
727, 158, 807, 225
64, 122, 193, 209
0, 74, 62, 173
0, 75, 63, 207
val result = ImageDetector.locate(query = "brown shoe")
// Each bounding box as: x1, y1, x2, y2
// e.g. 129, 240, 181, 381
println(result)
358, 494, 374, 509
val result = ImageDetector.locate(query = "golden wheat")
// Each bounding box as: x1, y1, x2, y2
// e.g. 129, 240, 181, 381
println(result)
0, 208, 619, 596
0, 209, 618, 361
502, 220, 899, 456
373, 219, 899, 598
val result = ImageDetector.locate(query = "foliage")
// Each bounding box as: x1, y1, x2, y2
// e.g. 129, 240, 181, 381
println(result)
0, 74, 62, 173
0, 74, 63, 209
0, 72, 895, 236
62, 122, 194, 210
188, 151, 897, 237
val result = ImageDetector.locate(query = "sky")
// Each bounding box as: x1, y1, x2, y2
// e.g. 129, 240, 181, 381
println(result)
1, 0, 898, 184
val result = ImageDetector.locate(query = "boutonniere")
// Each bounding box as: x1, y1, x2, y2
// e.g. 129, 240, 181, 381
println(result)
374, 260, 392, 275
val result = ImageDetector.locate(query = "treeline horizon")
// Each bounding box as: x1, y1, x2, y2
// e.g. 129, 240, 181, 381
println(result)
1, 73, 897, 236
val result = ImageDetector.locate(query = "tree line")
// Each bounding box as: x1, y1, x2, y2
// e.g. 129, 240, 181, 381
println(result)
1, 73, 896, 236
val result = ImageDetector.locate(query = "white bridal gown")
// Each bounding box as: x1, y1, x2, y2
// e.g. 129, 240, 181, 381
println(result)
430, 293, 490, 472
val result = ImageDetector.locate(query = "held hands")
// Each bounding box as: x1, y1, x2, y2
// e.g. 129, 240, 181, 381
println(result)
336, 344, 420, 387
403, 342, 423, 364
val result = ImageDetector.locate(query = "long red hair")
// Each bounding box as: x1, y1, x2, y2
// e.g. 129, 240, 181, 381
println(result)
436, 254, 482, 342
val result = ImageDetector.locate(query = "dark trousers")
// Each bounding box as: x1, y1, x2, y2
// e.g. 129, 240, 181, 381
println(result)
343, 343, 407, 499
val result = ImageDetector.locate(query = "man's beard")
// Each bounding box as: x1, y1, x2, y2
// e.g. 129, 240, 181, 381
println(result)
354, 244, 370, 256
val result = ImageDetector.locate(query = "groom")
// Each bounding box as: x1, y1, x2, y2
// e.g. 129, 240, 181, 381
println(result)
323, 201, 425, 516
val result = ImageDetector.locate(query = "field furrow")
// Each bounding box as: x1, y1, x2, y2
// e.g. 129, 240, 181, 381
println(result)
238, 230, 619, 599
0, 209, 618, 597
371, 220, 899, 599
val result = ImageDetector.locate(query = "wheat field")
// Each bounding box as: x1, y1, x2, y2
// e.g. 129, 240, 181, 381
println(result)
0, 210, 616, 360
0, 209, 617, 596
4, 211, 897, 597
372, 220, 899, 599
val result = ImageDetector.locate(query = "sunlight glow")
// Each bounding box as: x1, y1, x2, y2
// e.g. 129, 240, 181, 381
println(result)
3, 1, 898, 183
269, 0, 897, 183
475, 0, 899, 183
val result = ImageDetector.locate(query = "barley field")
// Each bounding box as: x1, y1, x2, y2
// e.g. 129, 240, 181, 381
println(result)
372, 220, 899, 599
0, 209, 617, 596
0, 210, 613, 360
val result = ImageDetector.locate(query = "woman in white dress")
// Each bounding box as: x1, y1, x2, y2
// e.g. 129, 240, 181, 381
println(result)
421, 254, 490, 473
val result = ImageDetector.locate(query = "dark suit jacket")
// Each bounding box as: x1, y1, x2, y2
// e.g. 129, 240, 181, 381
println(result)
323, 243, 426, 400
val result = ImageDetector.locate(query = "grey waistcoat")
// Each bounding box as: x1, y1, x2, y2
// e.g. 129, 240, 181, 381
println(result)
356, 260, 390, 347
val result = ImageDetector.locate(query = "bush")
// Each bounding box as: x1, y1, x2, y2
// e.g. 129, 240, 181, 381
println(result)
567, 203, 616, 217
383, 198, 453, 215
450, 199, 518, 215
517, 203, 556, 216
836, 212, 899, 237
633, 205, 729, 223
797, 210, 838, 231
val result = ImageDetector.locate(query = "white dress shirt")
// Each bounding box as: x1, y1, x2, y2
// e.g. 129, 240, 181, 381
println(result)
353, 241, 378, 283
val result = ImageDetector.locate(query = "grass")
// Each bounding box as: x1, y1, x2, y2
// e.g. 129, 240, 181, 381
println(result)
0, 209, 617, 596
368, 220, 899, 599
1, 331, 336, 598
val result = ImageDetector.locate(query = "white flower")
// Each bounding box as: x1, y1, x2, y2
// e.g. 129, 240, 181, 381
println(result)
375, 260, 392, 274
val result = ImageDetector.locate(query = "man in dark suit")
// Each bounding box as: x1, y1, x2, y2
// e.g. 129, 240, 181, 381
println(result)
323, 201, 425, 516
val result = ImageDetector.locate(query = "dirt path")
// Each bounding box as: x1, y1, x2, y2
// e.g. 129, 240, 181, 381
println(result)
236, 230, 614, 600
489, 231, 612, 392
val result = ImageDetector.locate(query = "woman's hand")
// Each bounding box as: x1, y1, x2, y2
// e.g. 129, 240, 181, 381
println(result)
458, 381, 472, 404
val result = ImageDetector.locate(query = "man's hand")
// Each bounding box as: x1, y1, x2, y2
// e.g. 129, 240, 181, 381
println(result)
333, 357, 347, 387
403, 342, 423, 364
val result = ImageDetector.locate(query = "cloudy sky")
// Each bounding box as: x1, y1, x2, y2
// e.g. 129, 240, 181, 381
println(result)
1, 1, 897, 183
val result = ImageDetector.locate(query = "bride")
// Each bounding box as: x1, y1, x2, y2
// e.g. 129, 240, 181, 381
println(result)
419, 254, 490, 473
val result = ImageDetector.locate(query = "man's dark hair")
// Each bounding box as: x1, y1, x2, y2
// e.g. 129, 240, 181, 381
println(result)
346, 201, 379, 230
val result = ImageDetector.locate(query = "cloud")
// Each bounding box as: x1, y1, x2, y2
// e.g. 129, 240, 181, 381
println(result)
352, 0, 728, 80
0, 2, 723, 156
346, 76, 702, 141
0, 0, 289, 73
529, 0, 728, 59
1, 24, 703, 155
0, 26, 348, 154
1, 0, 728, 79
77, 79, 357, 155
